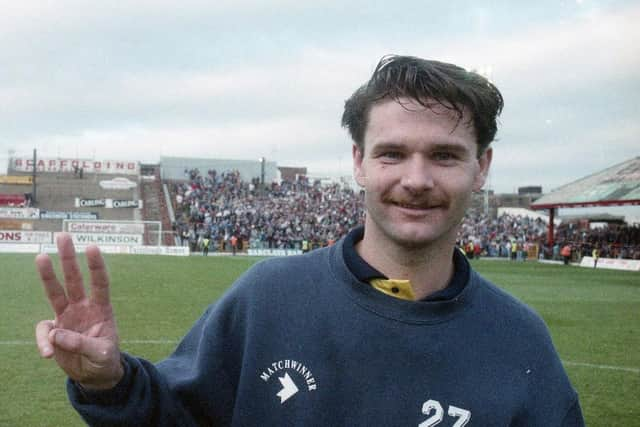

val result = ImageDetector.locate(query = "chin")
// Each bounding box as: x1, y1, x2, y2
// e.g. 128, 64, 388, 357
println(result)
387, 228, 444, 249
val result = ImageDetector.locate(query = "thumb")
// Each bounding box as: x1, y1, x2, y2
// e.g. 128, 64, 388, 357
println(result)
50, 329, 119, 364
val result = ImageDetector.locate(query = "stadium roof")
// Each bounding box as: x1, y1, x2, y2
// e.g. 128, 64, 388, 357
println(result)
531, 156, 640, 210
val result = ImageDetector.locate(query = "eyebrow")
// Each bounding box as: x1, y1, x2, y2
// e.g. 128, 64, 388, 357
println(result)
369, 142, 406, 153
369, 141, 472, 156
429, 142, 471, 155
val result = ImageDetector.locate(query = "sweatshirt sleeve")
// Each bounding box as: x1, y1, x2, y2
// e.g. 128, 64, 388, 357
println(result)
561, 398, 586, 427
66, 289, 247, 426
67, 353, 193, 426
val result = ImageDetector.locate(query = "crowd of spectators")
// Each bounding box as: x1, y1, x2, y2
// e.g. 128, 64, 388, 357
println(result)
554, 222, 640, 260
457, 211, 549, 260
459, 212, 640, 261
171, 169, 364, 253
171, 168, 640, 260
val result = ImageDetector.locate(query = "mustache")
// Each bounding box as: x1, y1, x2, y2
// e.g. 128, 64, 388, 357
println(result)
381, 195, 448, 208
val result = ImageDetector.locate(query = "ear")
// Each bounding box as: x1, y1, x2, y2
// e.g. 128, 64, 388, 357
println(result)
352, 144, 367, 187
472, 147, 492, 191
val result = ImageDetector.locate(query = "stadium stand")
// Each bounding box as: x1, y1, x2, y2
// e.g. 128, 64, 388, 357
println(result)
0, 175, 32, 207
35, 173, 138, 224
168, 168, 364, 253
532, 157, 640, 208
164, 164, 639, 261
532, 156, 640, 245
459, 208, 640, 261
139, 164, 174, 245
1, 165, 140, 235
2, 154, 638, 262
160, 156, 278, 183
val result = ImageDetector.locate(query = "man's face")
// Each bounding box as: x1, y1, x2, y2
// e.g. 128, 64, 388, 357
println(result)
353, 97, 491, 250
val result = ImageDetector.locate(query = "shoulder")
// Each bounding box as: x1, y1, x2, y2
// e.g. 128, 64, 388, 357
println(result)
472, 271, 543, 323
469, 270, 579, 404
198, 247, 339, 337
469, 270, 558, 354
222, 246, 335, 303
242, 246, 332, 283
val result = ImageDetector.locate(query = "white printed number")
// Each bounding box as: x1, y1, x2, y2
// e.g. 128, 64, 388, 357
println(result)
419, 399, 471, 427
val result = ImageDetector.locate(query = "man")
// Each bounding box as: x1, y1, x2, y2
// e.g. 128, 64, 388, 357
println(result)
230, 234, 238, 255
202, 236, 210, 256
35, 55, 584, 426
561, 243, 572, 265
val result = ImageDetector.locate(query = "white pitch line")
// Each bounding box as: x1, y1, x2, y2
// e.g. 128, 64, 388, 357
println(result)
562, 361, 640, 374
3, 339, 639, 374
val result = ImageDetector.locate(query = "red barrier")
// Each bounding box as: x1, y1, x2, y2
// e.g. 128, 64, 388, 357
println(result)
0, 194, 26, 206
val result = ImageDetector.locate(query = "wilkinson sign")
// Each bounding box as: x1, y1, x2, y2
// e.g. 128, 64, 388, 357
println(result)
10, 158, 139, 176
56, 232, 144, 246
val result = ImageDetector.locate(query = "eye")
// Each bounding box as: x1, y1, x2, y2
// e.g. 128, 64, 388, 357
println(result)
380, 151, 403, 161
432, 151, 456, 162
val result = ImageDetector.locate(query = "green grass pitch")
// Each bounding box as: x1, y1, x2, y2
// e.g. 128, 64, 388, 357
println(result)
1, 253, 638, 426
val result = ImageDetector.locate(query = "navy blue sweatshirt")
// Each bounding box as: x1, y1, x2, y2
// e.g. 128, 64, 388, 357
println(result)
68, 230, 584, 426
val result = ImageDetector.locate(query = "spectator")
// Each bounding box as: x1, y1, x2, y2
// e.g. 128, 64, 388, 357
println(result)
230, 235, 238, 255
202, 237, 210, 256
561, 244, 572, 265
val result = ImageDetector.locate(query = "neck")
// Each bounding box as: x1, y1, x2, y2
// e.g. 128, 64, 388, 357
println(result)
355, 227, 456, 300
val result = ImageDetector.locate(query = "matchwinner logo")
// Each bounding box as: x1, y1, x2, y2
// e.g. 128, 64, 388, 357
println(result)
259, 359, 317, 404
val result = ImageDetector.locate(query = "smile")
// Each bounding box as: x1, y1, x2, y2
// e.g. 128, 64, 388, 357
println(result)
394, 202, 437, 210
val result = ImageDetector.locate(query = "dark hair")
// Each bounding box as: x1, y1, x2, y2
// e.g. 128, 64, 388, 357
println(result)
341, 55, 504, 155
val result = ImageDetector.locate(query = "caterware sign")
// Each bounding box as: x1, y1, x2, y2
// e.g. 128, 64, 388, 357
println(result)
0, 230, 52, 243
67, 222, 145, 234
11, 158, 139, 175
55, 233, 144, 246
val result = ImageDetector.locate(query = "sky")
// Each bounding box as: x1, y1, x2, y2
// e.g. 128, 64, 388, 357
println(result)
1, 0, 638, 195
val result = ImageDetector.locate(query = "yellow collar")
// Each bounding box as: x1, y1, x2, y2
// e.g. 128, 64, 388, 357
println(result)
370, 278, 416, 301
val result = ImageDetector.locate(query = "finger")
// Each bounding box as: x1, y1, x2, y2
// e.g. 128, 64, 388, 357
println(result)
50, 328, 118, 363
35, 253, 68, 316
35, 320, 56, 358
85, 245, 110, 307
56, 233, 86, 303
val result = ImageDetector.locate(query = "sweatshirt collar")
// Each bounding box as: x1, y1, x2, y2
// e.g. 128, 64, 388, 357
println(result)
342, 226, 469, 302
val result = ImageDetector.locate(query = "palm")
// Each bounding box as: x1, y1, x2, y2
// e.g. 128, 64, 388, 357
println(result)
36, 234, 123, 388
54, 298, 118, 382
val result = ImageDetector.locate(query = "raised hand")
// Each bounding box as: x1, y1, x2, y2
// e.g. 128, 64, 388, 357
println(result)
35, 233, 124, 390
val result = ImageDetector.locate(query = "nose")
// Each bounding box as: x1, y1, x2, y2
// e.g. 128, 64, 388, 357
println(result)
400, 156, 434, 193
